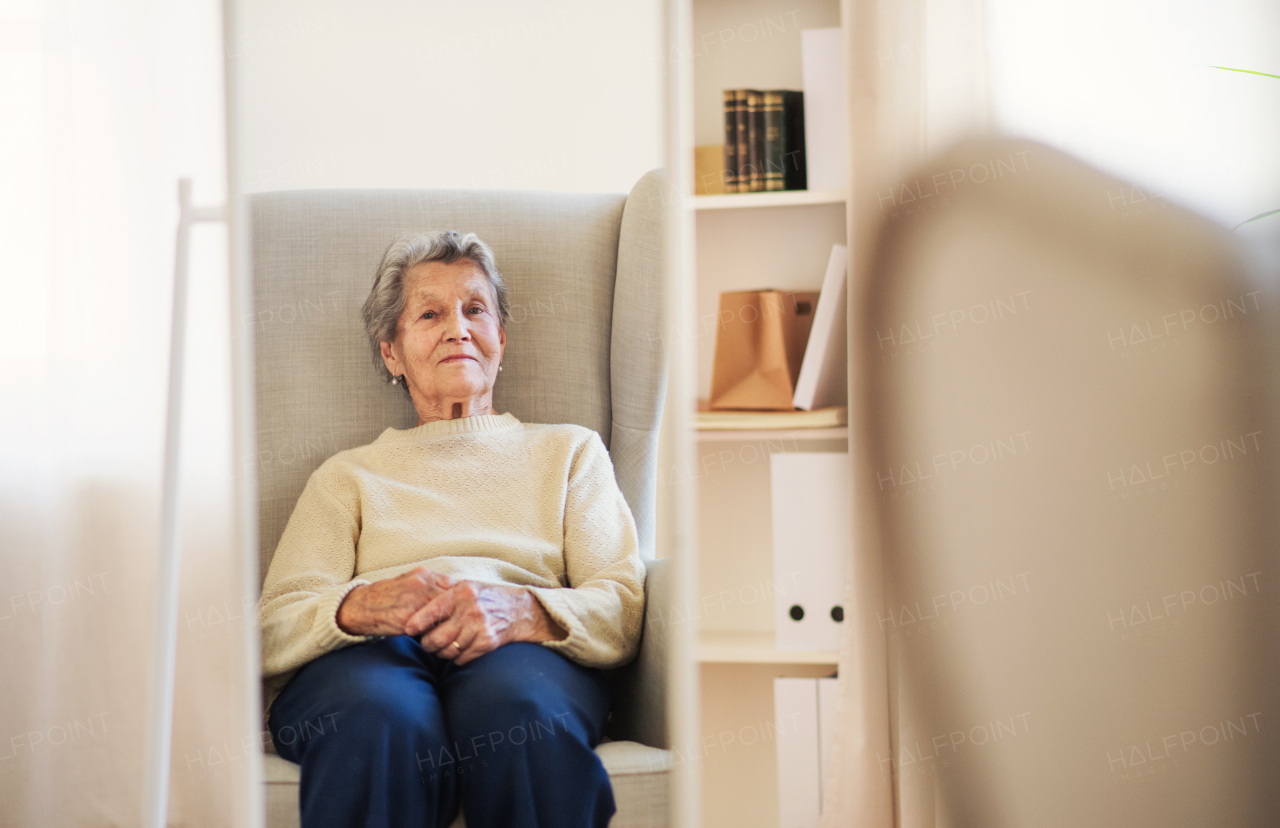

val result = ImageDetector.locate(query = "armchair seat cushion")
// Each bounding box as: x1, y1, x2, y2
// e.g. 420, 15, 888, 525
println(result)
264, 741, 671, 828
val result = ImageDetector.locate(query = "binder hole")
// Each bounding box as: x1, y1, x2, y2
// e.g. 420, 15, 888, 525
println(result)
796, 301, 813, 315
830, 606, 844, 622
789, 605, 804, 621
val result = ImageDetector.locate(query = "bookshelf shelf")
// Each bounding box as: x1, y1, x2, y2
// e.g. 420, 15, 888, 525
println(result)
696, 427, 847, 442
692, 188, 847, 211
699, 630, 838, 665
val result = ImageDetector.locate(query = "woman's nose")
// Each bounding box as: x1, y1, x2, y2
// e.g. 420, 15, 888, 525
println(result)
442, 307, 471, 341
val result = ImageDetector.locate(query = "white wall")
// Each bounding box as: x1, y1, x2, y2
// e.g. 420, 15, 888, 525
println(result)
232, 0, 664, 195
986, 0, 1280, 234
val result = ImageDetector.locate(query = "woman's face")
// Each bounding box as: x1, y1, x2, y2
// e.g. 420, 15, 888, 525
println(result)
380, 258, 505, 415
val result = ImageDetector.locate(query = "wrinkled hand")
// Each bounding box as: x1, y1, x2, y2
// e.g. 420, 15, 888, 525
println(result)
406, 581, 568, 665
336, 566, 455, 636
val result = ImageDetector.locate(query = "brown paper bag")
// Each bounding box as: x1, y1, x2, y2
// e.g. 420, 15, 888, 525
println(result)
709, 290, 818, 410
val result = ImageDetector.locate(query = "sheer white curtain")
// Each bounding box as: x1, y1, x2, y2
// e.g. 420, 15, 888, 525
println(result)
0, 2, 258, 826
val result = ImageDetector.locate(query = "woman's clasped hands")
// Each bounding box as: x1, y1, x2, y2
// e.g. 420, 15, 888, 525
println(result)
336, 566, 567, 665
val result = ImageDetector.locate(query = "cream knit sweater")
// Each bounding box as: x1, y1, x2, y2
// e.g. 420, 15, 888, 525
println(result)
259, 413, 646, 706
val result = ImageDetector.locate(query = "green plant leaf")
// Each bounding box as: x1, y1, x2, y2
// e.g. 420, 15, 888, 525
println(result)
1234, 208, 1280, 230
1205, 66, 1277, 230
1209, 66, 1280, 80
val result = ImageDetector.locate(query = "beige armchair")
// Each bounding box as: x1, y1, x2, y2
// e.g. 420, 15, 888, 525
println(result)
250, 172, 673, 828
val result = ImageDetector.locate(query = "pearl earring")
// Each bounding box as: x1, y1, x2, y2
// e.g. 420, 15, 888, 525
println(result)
499, 365, 503, 372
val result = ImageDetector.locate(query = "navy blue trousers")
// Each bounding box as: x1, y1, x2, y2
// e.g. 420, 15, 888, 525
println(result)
268, 636, 615, 828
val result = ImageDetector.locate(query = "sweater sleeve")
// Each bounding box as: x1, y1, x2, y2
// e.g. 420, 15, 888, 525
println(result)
259, 465, 372, 679
525, 432, 647, 669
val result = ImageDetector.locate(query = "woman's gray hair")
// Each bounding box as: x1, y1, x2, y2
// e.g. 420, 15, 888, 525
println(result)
361, 230, 511, 387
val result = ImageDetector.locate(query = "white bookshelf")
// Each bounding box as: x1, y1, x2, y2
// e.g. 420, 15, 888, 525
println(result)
687, 2, 848, 826
696, 426, 847, 443
699, 630, 838, 664
693, 188, 847, 210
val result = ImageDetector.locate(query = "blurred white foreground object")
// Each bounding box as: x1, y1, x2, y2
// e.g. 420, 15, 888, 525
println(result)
862, 138, 1280, 827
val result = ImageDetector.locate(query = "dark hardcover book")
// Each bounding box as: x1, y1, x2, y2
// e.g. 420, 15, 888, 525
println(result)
734, 89, 751, 193
782, 90, 807, 190
746, 89, 765, 192
763, 90, 786, 191
722, 89, 740, 193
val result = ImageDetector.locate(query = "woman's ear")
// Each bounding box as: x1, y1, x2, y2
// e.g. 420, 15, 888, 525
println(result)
379, 340, 401, 377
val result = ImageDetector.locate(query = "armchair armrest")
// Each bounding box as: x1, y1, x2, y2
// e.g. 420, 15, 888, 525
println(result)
604, 556, 671, 749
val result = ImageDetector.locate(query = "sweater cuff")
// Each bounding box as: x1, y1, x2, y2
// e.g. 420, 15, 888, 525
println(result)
524, 586, 588, 656
312, 579, 373, 650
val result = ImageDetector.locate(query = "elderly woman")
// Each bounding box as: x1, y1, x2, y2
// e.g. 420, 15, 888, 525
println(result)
259, 230, 646, 828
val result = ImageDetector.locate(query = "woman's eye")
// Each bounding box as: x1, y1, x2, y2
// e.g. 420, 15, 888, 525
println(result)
422, 311, 435, 319
468, 306, 483, 314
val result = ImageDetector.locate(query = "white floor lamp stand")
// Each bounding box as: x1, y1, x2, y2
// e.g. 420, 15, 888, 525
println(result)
142, 178, 225, 828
